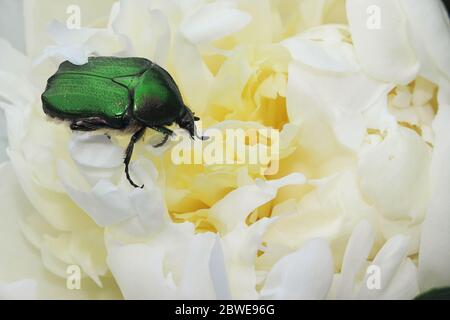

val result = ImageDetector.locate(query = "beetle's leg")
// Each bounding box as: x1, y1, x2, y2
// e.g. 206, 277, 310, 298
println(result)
153, 133, 170, 148
151, 125, 174, 136
70, 122, 97, 131
124, 127, 146, 188
70, 117, 108, 131
150, 126, 174, 148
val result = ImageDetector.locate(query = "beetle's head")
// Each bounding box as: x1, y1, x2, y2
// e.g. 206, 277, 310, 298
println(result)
177, 106, 208, 141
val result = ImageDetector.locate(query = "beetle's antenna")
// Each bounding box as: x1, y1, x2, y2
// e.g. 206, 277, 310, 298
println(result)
195, 129, 208, 140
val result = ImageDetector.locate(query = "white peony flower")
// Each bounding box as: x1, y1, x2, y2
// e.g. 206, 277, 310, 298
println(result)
0, 0, 449, 300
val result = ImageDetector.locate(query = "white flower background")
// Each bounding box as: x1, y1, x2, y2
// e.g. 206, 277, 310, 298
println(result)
0, 0, 449, 299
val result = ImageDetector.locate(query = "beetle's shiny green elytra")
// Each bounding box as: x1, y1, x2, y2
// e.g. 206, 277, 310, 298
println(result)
42, 56, 206, 188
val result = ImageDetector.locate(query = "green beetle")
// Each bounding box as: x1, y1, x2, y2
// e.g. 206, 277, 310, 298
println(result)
42, 56, 206, 188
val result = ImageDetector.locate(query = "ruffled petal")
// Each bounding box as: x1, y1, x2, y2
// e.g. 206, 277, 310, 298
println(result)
358, 125, 431, 252
346, 0, 419, 84
180, 1, 251, 44
260, 239, 334, 299
0, 162, 120, 299
334, 220, 375, 299
418, 80, 450, 291
286, 41, 392, 151
107, 222, 218, 299
399, 0, 450, 83
330, 221, 419, 299
222, 218, 275, 299
210, 173, 306, 234
358, 235, 417, 299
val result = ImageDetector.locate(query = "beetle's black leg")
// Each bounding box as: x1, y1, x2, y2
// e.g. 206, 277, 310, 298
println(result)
151, 126, 174, 148
151, 125, 174, 136
124, 127, 146, 188
70, 117, 108, 131
70, 122, 98, 131
153, 133, 170, 148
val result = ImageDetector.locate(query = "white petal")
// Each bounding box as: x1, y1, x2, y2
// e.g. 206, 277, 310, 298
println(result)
112, 0, 172, 61
346, 0, 419, 84
0, 72, 36, 110
147, 9, 171, 67
286, 60, 391, 151
177, 232, 218, 299
331, 222, 419, 299
0, 39, 35, 107
47, 20, 97, 46
209, 236, 232, 299
112, 0, 152, 56
210, 173, 306, 234
180, 2, 251, 44
358, 126, 431, 223
37, 20, 128, 65
0, 162, 117, 299
222, 218, 275, 299
418, 80, 450, 291
358, 235, 410, 299
8, 149, 94, 231
0, 38, 31, 77
381, 258, 418, 299
264, 171, 379, 267
335, 220, 375, 299
172, 32, 213, 114
260, 239, 334, 300
23, 0, 117, 58
107, 222, 218, 299
57, 158, 166, 230
41, 21, 97, 65
107, 244, 172, 299
58, 161, 134, 227
399, 0, 450, 82
0, 1, 25, 52
69, 133, 124, 169
283, 35, 359, 73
